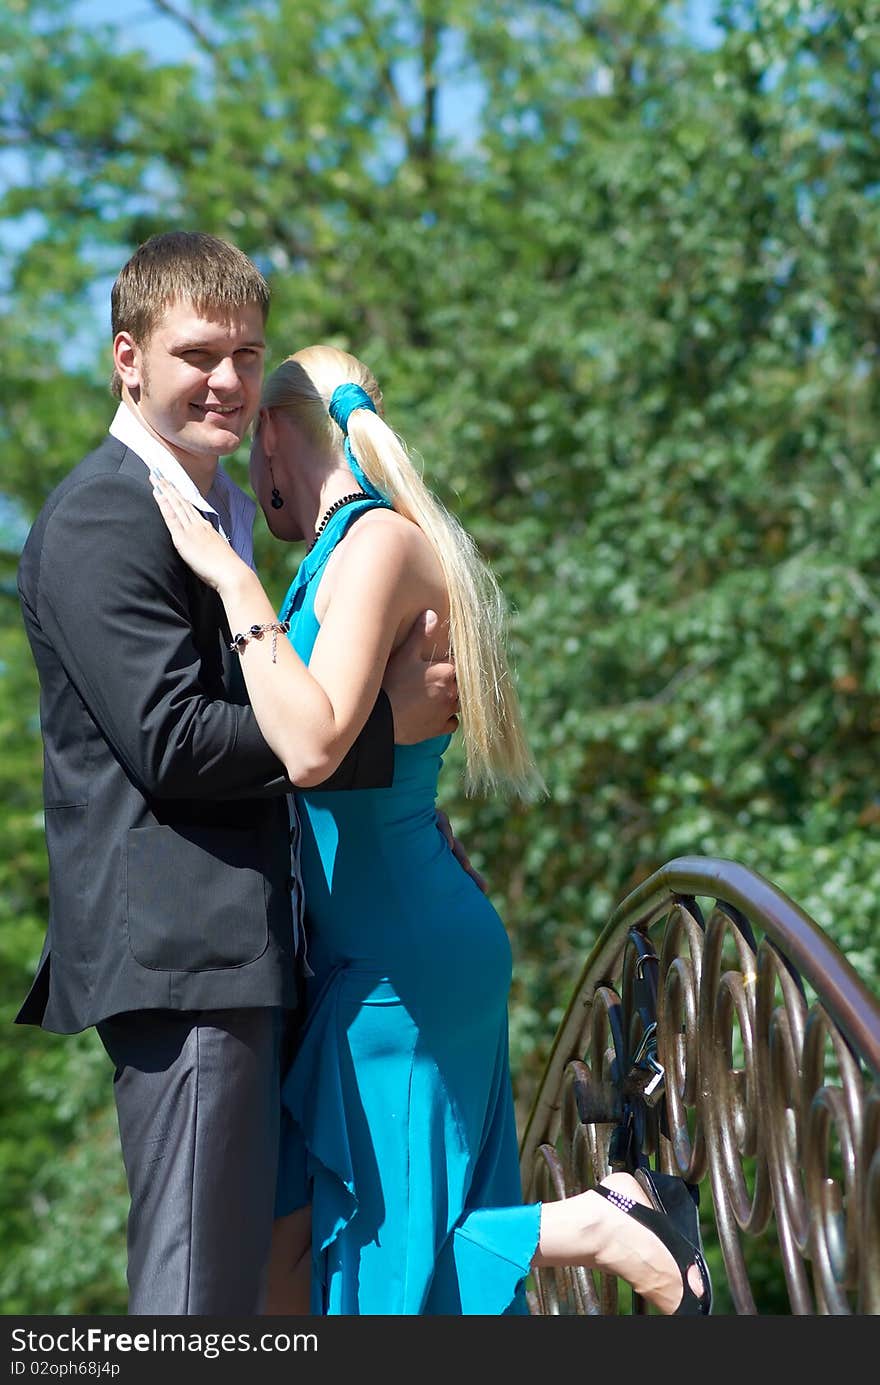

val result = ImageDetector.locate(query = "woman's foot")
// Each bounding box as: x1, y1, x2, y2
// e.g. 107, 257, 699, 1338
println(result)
533, 1171, 710, 1314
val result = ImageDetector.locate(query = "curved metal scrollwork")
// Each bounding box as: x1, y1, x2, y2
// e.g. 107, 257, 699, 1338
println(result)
520, 856, 880, 1314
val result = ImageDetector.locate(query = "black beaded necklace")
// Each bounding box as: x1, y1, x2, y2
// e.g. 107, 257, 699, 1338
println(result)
307, 491, 368, 553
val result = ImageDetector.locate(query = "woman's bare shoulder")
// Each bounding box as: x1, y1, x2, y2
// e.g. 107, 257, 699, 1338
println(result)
317, 506, 447, 624
346, 505, 423, 544
340, 506, 439, 572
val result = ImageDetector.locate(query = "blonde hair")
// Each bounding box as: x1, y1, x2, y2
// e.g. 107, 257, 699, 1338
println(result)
262, 345, 544, 800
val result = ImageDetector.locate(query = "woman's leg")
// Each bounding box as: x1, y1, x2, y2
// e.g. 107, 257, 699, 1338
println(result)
263, 1206, 312, 1315
532, 1172, 708, 1314
265, 1181, 707, 1315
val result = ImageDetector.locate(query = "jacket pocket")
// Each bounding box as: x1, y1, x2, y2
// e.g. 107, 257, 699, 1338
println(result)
125, 824, 269, 971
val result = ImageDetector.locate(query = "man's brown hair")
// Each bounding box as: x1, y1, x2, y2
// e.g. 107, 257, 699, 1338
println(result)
110, 231, 271, 397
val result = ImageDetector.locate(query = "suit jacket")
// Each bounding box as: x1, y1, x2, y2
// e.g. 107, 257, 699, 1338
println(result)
16, 435, 393, 1033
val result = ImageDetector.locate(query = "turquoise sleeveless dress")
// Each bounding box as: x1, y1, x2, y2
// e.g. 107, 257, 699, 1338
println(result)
274, 499, 541, 1315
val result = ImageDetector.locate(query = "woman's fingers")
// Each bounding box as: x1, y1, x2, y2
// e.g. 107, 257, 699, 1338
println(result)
152, 473, 197, 526
151, 479, 201, 557
149, 472, 236, 593
151, 473, 178, 519
151, 485, 178, 533
151, 475, 212, 544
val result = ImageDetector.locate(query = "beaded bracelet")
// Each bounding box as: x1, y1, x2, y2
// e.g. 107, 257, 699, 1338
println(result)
228, 620, 291, 663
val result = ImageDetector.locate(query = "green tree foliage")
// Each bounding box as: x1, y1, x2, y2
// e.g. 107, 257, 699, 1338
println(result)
1, 0, 878, 1312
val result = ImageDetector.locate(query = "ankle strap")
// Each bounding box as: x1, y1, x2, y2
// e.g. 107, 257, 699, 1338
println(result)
592, 1184, 637, 1214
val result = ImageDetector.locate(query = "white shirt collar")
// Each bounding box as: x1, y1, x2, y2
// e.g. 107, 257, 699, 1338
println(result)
108, 402, 257, 554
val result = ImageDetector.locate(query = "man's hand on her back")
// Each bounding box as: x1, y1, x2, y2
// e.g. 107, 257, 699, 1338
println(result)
435, 808, 488, 894
383, 610, 459, 744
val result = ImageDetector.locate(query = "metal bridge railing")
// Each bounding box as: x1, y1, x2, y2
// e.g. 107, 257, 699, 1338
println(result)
520, 855, 880, 1315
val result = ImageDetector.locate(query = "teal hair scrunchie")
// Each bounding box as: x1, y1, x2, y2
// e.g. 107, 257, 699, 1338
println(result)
328, 382, 376, 434
328, 382, 388, 502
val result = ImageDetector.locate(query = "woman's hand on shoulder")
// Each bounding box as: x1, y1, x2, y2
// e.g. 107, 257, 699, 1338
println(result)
151, 474, 250, 594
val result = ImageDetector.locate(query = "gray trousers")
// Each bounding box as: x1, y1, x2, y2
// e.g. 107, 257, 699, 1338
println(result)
97, 1007, 285, 1316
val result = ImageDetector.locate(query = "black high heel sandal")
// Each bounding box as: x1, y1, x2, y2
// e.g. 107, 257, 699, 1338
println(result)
592, 1169, 713, 1315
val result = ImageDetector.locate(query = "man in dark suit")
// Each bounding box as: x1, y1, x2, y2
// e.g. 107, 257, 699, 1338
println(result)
16, 231, 459, 1314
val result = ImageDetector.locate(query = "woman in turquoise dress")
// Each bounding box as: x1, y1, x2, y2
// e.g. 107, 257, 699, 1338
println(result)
152, 346, 712, 1318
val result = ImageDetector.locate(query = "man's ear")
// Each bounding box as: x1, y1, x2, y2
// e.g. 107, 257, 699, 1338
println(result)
113, 331, 141, 393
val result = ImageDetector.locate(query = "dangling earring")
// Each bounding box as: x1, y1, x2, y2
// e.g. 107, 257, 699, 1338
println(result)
268, 460, 284, 509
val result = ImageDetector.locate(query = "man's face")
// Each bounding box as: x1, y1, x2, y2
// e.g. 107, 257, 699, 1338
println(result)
117, 299, 266, 468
